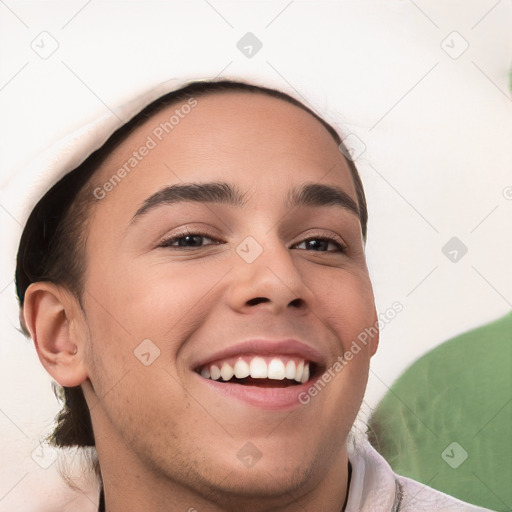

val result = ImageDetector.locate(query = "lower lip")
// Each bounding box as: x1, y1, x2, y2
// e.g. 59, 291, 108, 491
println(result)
196, 374, 317, 410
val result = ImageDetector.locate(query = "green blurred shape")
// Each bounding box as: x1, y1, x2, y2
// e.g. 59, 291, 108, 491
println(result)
369, 312, 512, 511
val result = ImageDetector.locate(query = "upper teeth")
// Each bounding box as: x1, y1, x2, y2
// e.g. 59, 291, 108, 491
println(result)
200, 356, 310, 384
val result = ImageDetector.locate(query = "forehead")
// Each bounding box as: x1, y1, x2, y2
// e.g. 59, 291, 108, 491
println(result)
91, 90, 355, 214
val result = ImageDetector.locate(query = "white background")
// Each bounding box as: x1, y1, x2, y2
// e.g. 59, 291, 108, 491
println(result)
0, 1, 511, 510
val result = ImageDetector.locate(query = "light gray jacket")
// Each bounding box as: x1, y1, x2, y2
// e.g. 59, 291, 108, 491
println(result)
346, 440, 494, 511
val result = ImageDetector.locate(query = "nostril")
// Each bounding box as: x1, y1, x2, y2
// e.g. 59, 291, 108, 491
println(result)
289, 298, 304, 308
246, 297, 270, 306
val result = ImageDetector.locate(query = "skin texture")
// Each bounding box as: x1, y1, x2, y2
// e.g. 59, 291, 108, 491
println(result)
24, 91, 379, 512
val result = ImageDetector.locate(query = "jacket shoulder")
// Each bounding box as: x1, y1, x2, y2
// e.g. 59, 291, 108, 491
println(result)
397, 475, 497, 511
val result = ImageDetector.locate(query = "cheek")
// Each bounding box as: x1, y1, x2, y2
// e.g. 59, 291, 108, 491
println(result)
305, 265, 378, 351
82, 268, 202, 441
83, 256, 231, 373
292, 265, 376, 419
119, 259, 232, 336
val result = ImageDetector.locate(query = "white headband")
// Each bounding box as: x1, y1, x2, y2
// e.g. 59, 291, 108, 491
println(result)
2, 72, 320, 311
3, 73, 305, 232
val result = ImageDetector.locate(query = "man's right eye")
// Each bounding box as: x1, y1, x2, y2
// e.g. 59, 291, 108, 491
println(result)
157, 230, 223, 248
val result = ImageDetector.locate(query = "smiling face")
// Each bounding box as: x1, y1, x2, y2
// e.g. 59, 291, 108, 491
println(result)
72, 90, 378, 509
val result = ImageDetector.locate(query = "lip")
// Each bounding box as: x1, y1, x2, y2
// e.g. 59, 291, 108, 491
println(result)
192, 338, 326, 370
194, 372, 318, 410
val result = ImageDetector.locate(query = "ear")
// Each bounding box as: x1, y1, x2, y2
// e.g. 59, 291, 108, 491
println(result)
23, 282, 88, 387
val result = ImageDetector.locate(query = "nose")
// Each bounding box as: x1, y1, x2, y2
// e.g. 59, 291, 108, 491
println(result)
227, 236, 314, 316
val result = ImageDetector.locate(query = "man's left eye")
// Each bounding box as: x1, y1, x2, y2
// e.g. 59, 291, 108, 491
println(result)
293, 238, 345, 252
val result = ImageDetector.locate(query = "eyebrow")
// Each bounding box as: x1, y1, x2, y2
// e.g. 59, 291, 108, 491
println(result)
287, 182, 359, 217
131, 182, 246, 223
130, 181, 360, 224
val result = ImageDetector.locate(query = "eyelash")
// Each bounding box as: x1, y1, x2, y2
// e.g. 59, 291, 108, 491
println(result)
156, 228, 347, 253
157, 229, 222, 249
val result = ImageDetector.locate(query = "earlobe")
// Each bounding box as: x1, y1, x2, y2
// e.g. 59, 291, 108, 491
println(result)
23, 283, 88, 387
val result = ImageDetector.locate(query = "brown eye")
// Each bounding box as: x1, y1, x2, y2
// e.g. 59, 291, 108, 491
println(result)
158, 231, 222, 249
293, 237, 346, 252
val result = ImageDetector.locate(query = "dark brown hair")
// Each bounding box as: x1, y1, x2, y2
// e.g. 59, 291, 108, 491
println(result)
15, 79, 368, 452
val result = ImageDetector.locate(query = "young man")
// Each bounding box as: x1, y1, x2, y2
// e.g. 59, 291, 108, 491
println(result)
15, 79, 494, 511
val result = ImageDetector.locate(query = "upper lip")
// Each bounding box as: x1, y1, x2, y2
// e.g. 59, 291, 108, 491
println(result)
192, 338, 327, 370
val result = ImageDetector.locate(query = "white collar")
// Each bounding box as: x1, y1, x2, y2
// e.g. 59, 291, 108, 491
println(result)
346, 438, 402, 512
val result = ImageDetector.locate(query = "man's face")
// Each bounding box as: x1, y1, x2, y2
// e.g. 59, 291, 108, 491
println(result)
79, 91, 378, 500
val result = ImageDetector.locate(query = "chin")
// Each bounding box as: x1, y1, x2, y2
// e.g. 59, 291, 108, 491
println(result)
199, 440, 336, 499
211, 462, 312, 500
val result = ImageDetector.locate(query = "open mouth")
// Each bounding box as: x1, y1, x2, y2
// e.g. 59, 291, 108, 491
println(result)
195, 356, 319, 387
